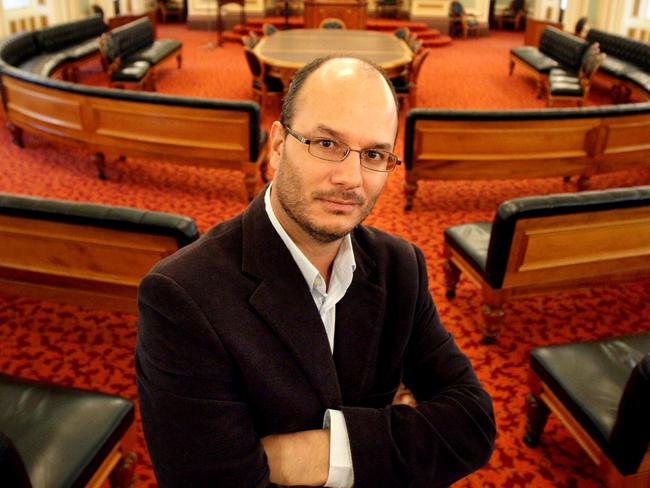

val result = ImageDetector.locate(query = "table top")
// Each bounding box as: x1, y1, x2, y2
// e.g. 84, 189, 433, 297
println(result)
254, 29, 412, 72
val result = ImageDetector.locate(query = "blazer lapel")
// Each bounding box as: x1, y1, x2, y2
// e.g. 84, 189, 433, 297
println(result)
333, 237, 386, 405
242, 194, 342, 409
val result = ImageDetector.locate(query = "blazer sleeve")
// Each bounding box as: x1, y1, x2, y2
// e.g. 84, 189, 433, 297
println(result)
341, 245, 496, 487
135, 272, 270, 488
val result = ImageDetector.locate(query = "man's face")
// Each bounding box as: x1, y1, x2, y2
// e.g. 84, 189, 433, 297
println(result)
269, 60, 399, 244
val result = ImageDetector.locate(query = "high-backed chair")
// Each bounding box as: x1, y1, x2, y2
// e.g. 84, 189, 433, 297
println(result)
443, 186, 650, 342
319, 18, 346, 29
0, 193, 199, 313
0, 374, 137, 488
449, 1, 480, 39
157, 0, 184, 23
393, 48, 431, 109
546, 41, 605, 107
243, 47, 283, 110
262, 22, 277, 36
498, 0, 527, 30
524, 334, 650, 488
377, 0, 401, 18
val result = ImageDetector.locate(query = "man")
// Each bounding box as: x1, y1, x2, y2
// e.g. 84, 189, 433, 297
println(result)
136, 56, 495, 487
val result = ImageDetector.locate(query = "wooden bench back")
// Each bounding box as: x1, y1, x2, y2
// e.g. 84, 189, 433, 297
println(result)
502, 206, 650, 290
1, 74, 261, 173
405, 107, 650, 182
0, 193, 199, 313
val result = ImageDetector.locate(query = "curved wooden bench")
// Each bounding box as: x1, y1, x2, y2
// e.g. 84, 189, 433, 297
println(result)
404, 104, 650, 210
0, 33, 266, 201
442, 185, 650, 342
0, 193, 199, 313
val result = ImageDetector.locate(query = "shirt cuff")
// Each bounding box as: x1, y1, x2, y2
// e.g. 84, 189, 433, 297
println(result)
323, 409, 354, 488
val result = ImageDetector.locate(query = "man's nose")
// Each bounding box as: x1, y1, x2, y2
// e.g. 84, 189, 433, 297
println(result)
331, 149, 363, 186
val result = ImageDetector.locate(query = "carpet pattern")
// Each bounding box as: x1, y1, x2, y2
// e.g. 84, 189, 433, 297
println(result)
1, 25, 649, 487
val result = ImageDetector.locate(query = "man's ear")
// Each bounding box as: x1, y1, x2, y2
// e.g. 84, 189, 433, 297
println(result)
268, 121, 285, 173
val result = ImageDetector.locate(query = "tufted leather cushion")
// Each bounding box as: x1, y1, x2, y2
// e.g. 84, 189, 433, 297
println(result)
0, 31, 39, 67
0, 374, 134, 488
444, 222, 491, 280
112, 60, 151, 81
18, 52, 68, 77
125, 38, 181, 65
444, 186, 650, 288
626, 69, 650, 93
587, 29, 650, 73
548, 68, 582, 95
0, 193, 199, 247
599, 55, 637, 78
539, 27, 588, 71
511, 45, 559, 72
36, 16, 105, 53
107, 17, 155, 62
531, 333, 650, 475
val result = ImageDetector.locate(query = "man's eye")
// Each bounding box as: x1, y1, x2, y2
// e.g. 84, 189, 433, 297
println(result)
316, 139, 336, 149
365, 150, 386, 161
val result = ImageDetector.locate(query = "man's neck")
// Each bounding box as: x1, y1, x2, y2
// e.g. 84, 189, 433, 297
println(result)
270, 197, 342, 285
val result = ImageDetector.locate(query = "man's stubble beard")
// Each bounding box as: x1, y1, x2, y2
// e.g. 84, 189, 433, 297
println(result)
274, 153, 380, 243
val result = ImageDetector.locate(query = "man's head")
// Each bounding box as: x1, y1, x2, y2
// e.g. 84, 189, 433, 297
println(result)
269, 56, 400, 245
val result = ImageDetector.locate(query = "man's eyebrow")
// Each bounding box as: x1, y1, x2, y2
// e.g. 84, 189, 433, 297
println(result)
314, 124, 394, 151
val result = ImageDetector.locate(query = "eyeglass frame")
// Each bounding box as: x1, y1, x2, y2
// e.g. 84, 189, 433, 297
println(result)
283, 125, 402, 173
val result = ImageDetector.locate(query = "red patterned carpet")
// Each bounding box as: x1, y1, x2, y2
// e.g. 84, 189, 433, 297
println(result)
1, 25, 649, 487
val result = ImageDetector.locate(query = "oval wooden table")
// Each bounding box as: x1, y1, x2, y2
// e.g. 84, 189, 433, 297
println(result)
254, 29, 413, 88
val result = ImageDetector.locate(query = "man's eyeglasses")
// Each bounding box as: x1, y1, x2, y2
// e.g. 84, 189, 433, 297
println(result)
284, 126, 401, 173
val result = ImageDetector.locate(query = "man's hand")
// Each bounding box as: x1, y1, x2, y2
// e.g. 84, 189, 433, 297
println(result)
261, 429, 330, 486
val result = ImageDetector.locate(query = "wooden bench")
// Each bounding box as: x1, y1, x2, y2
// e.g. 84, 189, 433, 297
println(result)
0, 66, 267, 200
0, 193, 199, 313
442, 186, 650, 342
403, 104, 650, 210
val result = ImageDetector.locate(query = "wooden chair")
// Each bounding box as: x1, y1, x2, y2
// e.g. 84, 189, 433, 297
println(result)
319, 18, 346, 29
243, 47, 284, 111
498, 0, 527, 30
525, 334, 650, 488
0, 374, 137, 488
394, 48, 431, 109
546, 42, 605, 107
262, 22, 278, 36
449, 1, 480, 39
377, 0, 402, 18
443, 186, 650, 342
157, 0, 184, 23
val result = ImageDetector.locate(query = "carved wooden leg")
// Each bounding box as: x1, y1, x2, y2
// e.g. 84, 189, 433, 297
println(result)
6, 122, 24, 147
508, 59, 515, 76
109, 451, 136, 488
92, 152, 107, 180
611, 84, 631, 104
576, 174, 591, 191
536, 78, 544, 99
523, 392, 550, 447
177, 53, 182, 69
481, 302, 504, 344
404, 179, 417, 211
443, 259, 460, 298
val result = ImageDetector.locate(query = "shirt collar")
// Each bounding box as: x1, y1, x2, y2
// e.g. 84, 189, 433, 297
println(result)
264, 184, 356, 292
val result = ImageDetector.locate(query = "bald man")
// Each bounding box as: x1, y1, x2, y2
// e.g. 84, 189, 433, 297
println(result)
136, 57, 495, 488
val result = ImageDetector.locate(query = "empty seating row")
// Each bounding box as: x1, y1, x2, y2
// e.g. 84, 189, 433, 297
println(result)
403, 103, 650, 210
586, 28, 650, 103
0, 32, 266, 200
99, 17, 182, 90
3, 15, 106, 81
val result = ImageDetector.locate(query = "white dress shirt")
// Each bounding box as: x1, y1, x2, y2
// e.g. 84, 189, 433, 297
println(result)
264, 185, 355, 488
